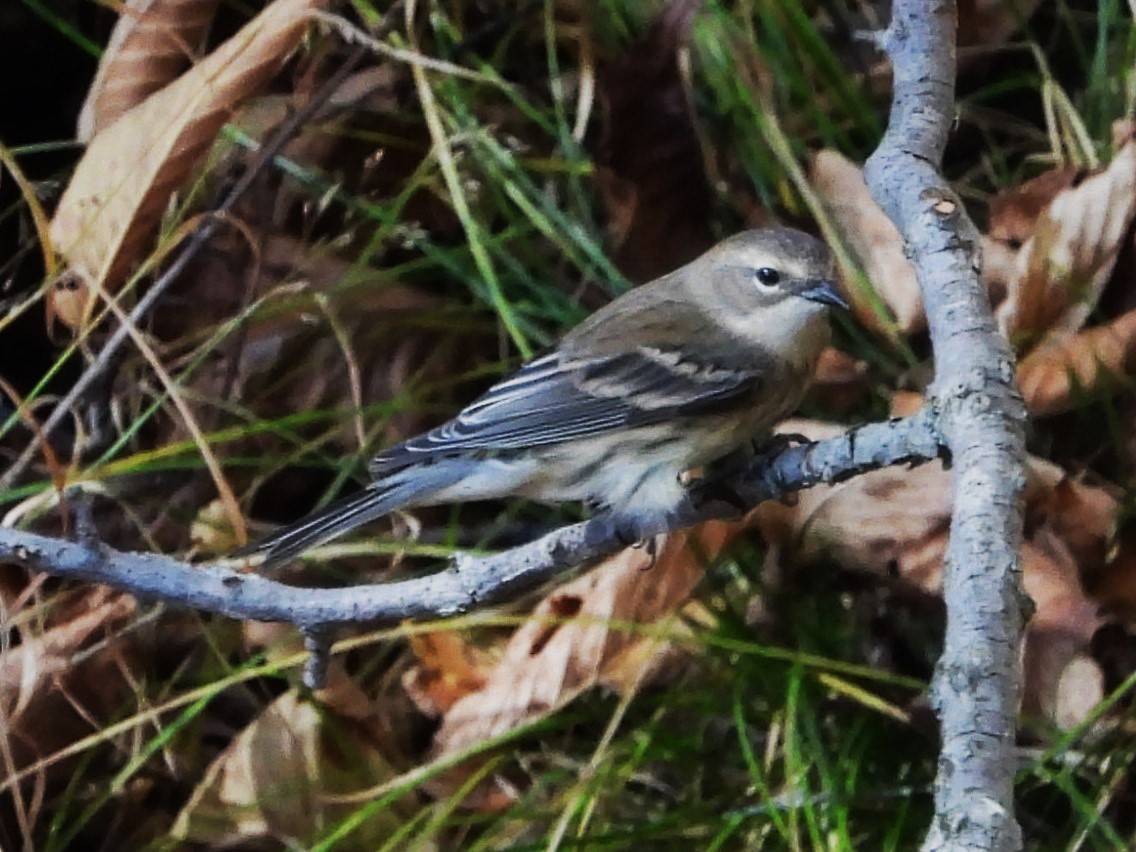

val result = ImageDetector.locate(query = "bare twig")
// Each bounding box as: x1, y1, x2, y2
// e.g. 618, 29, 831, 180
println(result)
0, 412, 943, 688
862, 1, 1028, 849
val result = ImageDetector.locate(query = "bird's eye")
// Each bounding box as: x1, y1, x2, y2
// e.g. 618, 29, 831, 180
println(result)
754, 267, 781, 287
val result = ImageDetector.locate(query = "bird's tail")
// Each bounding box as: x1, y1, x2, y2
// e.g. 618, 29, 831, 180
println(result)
235, 468, 459, 570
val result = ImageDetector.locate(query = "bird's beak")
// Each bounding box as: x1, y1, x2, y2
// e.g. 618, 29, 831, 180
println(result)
800, 279, 849, 310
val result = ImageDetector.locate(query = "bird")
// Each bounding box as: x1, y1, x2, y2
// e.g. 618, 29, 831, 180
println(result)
238, 227, 846, 569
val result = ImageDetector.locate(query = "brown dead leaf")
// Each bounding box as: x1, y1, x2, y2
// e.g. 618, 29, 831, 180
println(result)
758, 456, 953, 594
755, 419, 1116, 729
596, 601, 703, 694
753, 419, 951, 592
1016, 308, 1136, 417
810, 149, 924, 337
172, 687, 416, 848
981, 233, 1020, 307
78, 0, 222, 141
1026, 461, 1120, 572
1053, 654, 1106, 731
425, 520, 742, 762
410, 525, 734, 810
1, 588, 137, 782
49, 0, 332, 329
758, 421, 1120, 594
987, 168, 1084, 249
1019, 530, 1106, 729
997, 142, 1136, 350
403, 631, 497, 717
1084, 518, 1136, 620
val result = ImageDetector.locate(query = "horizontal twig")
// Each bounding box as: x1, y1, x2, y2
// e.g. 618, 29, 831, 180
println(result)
1, 410, 943, 687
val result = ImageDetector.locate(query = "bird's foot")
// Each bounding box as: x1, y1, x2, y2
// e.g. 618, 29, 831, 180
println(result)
705, 432, 810, 481
588, 513, 663, 566
755, 432, 811, 459
750, 434, 813, 506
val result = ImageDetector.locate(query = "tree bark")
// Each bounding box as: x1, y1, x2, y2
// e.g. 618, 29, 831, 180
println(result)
862, 1, 1028, 848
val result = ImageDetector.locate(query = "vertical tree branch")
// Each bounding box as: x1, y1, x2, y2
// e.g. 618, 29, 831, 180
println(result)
862, 1, 1028, 849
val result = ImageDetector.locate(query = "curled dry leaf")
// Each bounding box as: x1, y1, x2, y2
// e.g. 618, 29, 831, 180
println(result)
171, 687, 416, 848
190, 498, 237, 555
1016, 308, 1136, 417
1026, 458, 1120, 572
755, 419, 1117, 729
1018, 531, 1106, 728
77, 0, 222, 141
987, 167, 1083, 248
427, 531, 703, 754
810, 149, 924, 337
1053, 654, 1106, 732
1083, 509, 1136, 622
996, 142, 1136, 350
403, 631, 497, 717
49, 0, 332, 329
981, 233, 1019, 307
1, 588, 137, 782
756, 435, 952, 594
411, 519, 745, 806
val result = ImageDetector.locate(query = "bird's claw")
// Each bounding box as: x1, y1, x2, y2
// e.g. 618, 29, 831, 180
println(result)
757, 432, 811, 456
588, 514, 661, 566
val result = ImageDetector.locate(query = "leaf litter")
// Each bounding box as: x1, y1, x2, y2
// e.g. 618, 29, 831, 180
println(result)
8, 0, 1136, 846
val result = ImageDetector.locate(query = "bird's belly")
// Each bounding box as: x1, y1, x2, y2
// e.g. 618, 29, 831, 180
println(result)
392, 429, 696, 515
417, 384, 805, 521
521, 424, 727, 518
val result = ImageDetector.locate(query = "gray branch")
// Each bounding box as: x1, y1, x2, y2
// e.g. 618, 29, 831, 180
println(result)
1, 411, 942, 666
0, 4, 1028, 843
862, 1, 1028, 849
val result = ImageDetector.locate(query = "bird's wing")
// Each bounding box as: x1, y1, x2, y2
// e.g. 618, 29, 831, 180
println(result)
368, 348, 763, 474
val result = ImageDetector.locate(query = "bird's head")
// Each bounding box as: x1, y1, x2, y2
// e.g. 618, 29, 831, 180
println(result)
706, 227, 845, 312
696, 227, 846, 363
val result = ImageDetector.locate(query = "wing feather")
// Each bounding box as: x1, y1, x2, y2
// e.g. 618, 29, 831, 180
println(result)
369, 347, 762, 475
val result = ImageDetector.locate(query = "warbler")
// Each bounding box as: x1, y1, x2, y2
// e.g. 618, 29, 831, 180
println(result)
240, 227, 846, 568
